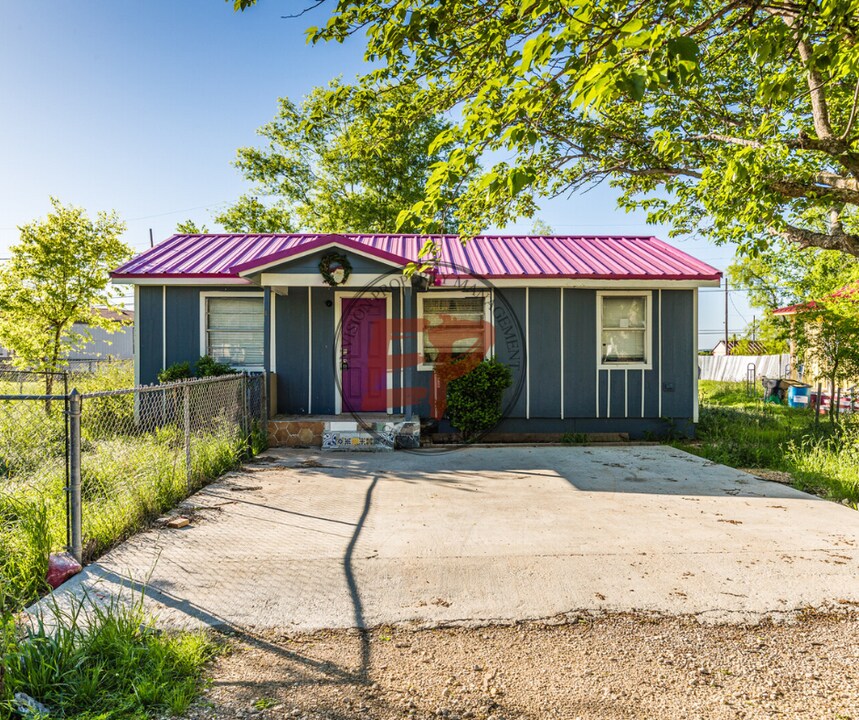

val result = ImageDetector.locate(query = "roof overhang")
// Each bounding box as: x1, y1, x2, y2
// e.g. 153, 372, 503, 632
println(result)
110, 275, 253, 286
435, 276, 721, 288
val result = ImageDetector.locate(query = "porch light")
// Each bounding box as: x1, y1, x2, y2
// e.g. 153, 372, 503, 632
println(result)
411, 273, 431, 292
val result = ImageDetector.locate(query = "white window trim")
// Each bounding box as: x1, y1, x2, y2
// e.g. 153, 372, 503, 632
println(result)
199, 291, 265, 372
416, 290, 492, 372
596, 290, 653, 371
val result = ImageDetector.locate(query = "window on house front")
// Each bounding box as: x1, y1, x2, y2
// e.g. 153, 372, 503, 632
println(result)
599, 293, 650, 367
205, 296, 264, 369
419, 295, 488, 368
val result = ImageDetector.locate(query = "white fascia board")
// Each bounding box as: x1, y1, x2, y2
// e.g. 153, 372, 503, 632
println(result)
113, 277, 255, 286
439, 278, 721, 289
259, 272, 390, 287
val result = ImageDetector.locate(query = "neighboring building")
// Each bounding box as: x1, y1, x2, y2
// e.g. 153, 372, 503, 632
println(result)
774, 282, 859, 383
0, 307, 134, 365
68, 308, 135, 361
710, 339, 767, 356
111, 233, 720, 442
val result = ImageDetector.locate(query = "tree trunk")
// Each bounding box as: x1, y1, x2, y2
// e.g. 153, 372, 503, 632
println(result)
829, 375, 837, 424
44, 371, 54, 414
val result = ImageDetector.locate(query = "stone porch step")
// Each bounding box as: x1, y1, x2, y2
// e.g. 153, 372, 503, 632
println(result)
267, 415, 420, 449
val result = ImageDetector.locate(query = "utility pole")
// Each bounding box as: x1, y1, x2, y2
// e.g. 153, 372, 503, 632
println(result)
724, 277, 729, 353
149, 228, 154, 248
751, 315, 756, 342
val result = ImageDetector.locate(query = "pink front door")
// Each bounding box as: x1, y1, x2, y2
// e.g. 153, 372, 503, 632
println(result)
341, 297, 387, 412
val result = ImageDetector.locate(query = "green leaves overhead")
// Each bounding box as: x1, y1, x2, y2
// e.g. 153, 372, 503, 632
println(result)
233, 0, 859, 257
224, 80, 467, 234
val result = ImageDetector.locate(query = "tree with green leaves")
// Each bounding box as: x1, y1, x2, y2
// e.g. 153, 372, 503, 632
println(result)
0, 198, 131, 397
729, 240, 859, 347
214, 195, 293, 233
223, 80, 466, 234
176, 219, 209, 234
794, 290, 859, 418
234, 0, 859, 257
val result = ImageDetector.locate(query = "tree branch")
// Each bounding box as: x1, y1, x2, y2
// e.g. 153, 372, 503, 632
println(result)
776, 222, 859, 255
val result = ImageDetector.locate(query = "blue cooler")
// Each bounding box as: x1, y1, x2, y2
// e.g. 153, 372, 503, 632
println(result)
787, 385, 810, 408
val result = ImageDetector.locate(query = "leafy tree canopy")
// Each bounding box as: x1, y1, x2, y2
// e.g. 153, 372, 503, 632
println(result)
236, 0, 859, 257
223, 80, 467, 234
214, 195, 294, 233
0, 198, 131, 391
730, 241, 859, 315
176, 219, 209, 234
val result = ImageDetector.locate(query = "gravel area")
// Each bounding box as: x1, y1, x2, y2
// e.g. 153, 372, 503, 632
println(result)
185, 613, 859, 720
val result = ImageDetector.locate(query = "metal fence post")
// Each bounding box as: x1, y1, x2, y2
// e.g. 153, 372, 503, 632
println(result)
68, 389, 83, 563
261, 371, 269, 430
184, 381, 192, 491
241, 373, 250, 442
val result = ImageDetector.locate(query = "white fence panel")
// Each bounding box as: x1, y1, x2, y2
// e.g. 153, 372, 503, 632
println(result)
698, 354, 790, 382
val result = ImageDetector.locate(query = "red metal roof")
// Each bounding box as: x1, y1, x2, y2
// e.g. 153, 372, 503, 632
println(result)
111, 233, 721, 282
773, 282, 859, 315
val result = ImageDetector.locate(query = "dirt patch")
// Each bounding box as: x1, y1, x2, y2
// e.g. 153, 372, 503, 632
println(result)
186, 615, 859, 719
738, 468, 795, 485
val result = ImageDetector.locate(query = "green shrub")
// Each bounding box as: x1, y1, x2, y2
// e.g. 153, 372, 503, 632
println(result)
195, 355, 237, 378
446, 358, 512, 439
157, 362, 192, 384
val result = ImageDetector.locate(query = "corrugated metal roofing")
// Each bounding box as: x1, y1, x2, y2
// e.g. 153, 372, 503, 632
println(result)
111, 233, 721, 281
773, 281, 859, 315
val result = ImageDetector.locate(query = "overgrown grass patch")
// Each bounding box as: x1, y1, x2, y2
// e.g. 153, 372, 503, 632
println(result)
0, 594, 217, 720
0, 370, 263, 612
676, 380, 859, 504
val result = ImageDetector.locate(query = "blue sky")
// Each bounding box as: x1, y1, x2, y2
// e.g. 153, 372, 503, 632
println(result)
0, 1, 752, 348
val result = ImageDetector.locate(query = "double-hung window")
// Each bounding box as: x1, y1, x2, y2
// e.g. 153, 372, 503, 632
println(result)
203, 294, 265, 370
598, 292, 651, 368
418, 294, 489, 369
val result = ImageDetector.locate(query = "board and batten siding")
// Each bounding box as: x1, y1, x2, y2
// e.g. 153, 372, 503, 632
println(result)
135, 279, 697, 429
495, 286, 695, 423
135, 285, 263, 386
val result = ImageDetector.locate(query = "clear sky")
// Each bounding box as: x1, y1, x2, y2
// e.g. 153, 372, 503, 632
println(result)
0, 0, 754, 349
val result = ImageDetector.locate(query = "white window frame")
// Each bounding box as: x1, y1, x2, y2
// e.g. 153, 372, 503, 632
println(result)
596, 290, 653, 370
416, 291, 492, 372
199, 291, 265, 372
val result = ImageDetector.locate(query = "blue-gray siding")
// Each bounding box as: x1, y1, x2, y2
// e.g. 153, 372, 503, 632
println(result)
137, 286, 162, 385
136, 281, 697, 427
258, 250, 397, 277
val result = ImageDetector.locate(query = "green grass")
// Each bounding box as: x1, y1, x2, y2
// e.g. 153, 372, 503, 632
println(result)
675, 381, 859, 504
0, 366, 265, 614
0, 593, 217, 720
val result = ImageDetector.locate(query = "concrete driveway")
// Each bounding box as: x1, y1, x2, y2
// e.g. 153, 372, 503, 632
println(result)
51, 446, 859, 629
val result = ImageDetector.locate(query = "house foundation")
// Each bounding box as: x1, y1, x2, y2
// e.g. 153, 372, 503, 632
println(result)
267, 414, 420, 450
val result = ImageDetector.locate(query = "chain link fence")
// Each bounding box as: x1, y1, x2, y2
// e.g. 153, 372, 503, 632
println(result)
0, 373, 265, 607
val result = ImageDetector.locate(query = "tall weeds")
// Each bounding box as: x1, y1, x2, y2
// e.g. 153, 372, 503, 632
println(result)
0, 592, 216, 719
685, 381, 859, 504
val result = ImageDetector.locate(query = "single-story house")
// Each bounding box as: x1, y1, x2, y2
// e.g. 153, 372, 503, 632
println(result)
111, 233, 720, 445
